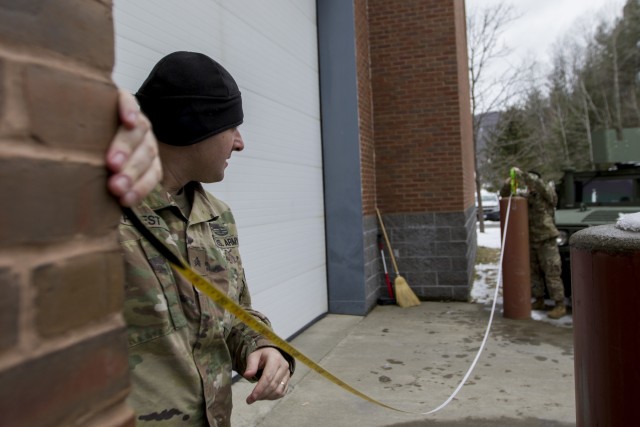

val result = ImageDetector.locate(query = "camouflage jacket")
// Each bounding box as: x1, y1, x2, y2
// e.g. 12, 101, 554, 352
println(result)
119, 183, 292, 426
500, 171, 559, 243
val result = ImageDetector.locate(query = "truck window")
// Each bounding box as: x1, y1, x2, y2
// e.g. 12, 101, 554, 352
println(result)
581, 178, 634, 204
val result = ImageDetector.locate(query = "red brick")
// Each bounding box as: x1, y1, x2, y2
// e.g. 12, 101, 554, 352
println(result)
0, 327, 130, 427
0, 0, 114, 71
0, 157, 121, 246
355, 0, 376, 215
369, 0, 473, 213
0, 0, 133, 425
0, 267, 20, 352
24, 63, 119, 152
34, 250, 124, 337
0, 60, 5, 126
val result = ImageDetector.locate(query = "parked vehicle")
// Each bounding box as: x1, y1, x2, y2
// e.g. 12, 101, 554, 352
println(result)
555, 128, 640, 297
477, 190, 500, 221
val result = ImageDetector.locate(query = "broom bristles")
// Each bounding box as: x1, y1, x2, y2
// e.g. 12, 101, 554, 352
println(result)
394, 275, 421, 308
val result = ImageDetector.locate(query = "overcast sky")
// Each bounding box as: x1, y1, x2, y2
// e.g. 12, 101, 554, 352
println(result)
466, 0, 625, 100
468, 0, 624, 66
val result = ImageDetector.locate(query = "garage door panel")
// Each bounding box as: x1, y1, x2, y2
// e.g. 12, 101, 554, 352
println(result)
208, 163, 324, 227
115, 1, 226, 56
226, 39, 319, 120
252, 268, 328, 339
240, 221, 326, 286
218, 0, 318, 69
240, 97, 322, 167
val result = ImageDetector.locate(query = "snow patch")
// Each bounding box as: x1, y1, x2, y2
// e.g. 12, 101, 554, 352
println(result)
616, 211, 640, 232
476, 223, 502, 249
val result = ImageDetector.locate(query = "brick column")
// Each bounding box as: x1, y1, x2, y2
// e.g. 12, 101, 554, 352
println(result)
369, 0, 477, 300
354, 0, 382, 308
0, 2, 133, 426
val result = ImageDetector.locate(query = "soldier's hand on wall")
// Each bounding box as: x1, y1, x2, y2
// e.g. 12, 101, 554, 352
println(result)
106, 90, 163, 207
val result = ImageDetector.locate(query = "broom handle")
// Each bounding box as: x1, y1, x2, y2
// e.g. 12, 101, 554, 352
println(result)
375, 208, 400, 275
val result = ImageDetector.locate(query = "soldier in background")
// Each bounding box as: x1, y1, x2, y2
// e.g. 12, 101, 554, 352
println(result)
500, 168, 566, 319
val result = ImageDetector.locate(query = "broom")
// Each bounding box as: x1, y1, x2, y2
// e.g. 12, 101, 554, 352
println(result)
375, 208, 421, 308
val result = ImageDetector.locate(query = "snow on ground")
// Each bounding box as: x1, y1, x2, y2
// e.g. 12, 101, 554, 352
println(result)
476, 222, 503, 249
472, 221, 573, 328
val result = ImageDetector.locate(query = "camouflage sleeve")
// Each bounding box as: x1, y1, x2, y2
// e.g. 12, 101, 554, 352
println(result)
499, 178, 511, 197
226, 271, 295, 380
523, 172, 557, 206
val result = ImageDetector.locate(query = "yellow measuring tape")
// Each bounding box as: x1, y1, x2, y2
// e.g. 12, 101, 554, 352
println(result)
123, 202, 505, 415
172, 262, 404, 412
122, 206, 405, 413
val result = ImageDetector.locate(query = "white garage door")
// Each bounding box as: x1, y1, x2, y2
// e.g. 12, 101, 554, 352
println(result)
112, 0, 327, 339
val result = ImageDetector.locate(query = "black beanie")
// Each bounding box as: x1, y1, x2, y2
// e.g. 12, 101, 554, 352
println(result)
135, 51, 243, 146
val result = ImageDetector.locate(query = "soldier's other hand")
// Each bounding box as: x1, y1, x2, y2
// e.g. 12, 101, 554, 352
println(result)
244, 347, 291, 404
106, 89, 162, 207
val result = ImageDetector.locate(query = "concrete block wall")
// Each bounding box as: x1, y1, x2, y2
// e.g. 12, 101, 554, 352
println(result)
0, 1, 134, 426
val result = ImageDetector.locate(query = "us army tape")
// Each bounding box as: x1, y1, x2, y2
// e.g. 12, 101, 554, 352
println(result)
123, 201, 510, 415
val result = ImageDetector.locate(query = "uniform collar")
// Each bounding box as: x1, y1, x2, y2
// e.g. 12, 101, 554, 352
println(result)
146, 182, 222, 223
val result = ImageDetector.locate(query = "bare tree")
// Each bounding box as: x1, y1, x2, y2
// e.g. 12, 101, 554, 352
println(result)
479, 0, 637, 189
551, 38, 597, 168
467, 3, 521, 232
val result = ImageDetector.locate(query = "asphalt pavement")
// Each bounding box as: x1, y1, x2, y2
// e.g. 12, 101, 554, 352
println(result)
231, 301, 576, 427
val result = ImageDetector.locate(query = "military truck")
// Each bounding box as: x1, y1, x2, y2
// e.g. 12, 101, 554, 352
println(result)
555, 128, 640, 296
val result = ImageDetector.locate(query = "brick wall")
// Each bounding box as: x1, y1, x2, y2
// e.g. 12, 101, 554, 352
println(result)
454, 0, 476, 209
367, 0, 477, 301
369, 0, 474, 214
355, 0, 376, 217
0, 1, 134, 426
354, 0, 382, 307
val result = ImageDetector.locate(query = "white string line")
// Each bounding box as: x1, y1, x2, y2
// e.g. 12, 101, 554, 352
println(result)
422, 194, 512, 415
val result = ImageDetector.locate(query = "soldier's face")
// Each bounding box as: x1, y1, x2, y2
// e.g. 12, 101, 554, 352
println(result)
192, 128, 244, 183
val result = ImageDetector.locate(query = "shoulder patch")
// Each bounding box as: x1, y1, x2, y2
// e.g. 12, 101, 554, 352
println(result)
209, 223, 239, 248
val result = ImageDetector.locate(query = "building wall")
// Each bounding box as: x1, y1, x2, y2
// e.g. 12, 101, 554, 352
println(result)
355, 0, 376, 217
369, 0, 471, 213
368, 0, 477, 300
320, 0, 476, 309
0, 1, 133, 426
454, 0, 477, 210
318, 0, 370, 314
354, 0, 384, 307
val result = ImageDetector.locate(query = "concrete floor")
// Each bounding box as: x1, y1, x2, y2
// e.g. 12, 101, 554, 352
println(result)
231, 302, 576, 427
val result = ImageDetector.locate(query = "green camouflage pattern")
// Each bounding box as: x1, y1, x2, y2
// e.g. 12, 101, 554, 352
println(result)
500, 171, 560, 242
530, 237, 564, 301
500, 171, 564, 301
119, 183, 280, 426
519, 172, 560, 243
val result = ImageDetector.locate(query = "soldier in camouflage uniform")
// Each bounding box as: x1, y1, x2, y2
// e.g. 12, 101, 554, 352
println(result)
119, 52, 294, 426
500, 168, 566, 319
